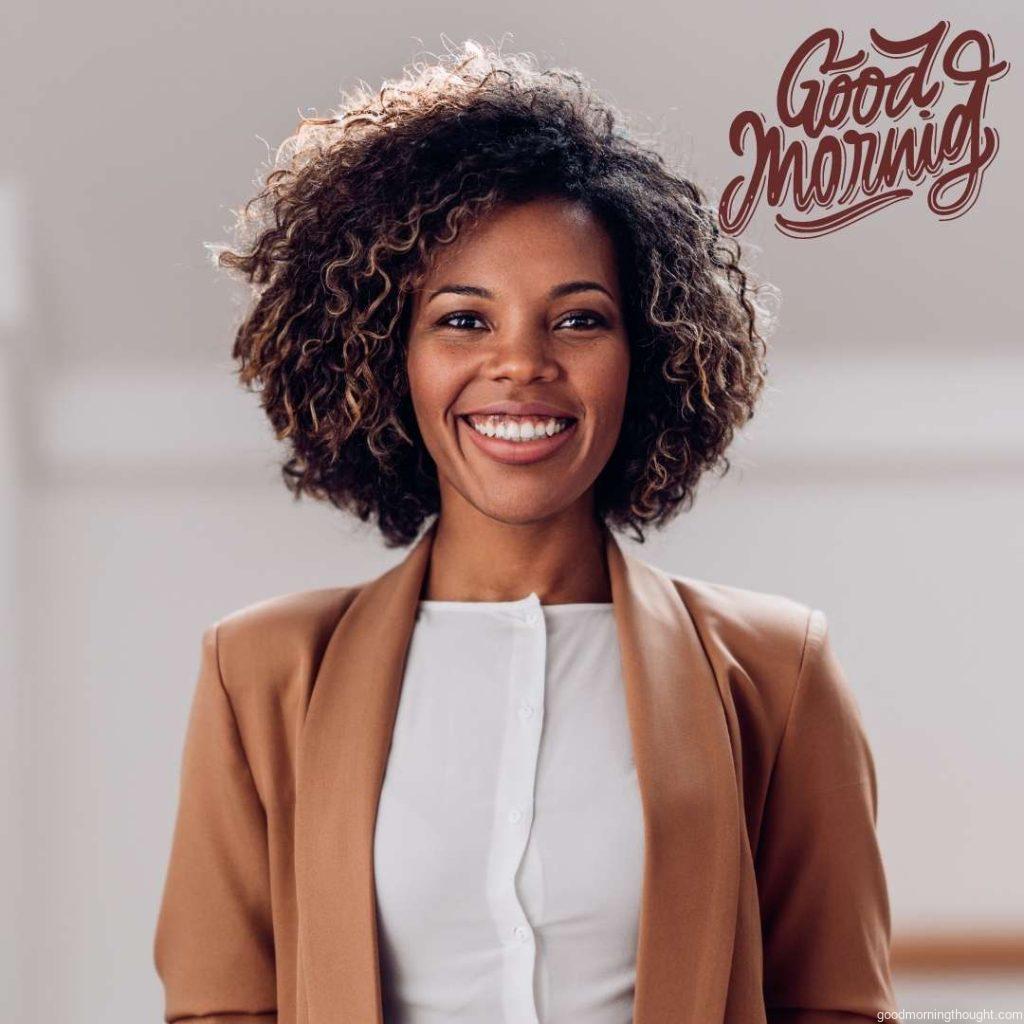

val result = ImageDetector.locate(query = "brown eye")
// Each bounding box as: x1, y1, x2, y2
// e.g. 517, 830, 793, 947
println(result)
438, 311, 486, 331
557, 311, 609, 331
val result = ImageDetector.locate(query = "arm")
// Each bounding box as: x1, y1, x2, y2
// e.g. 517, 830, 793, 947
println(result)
756, 609, 898, 1023
153, 623, 277, 1024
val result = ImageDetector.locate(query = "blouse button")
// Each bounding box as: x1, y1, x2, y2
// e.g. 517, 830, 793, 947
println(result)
508, 808, 522, 823
518, 702, 535, 719
514, 924, 531, 942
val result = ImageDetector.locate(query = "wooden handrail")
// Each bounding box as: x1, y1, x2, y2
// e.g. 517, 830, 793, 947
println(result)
892, 931, 1024, 973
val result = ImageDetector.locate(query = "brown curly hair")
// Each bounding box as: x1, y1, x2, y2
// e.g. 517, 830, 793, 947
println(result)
213, 40, 776, 548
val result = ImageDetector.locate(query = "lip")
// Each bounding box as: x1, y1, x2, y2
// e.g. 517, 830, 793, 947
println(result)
458, 414, 579, 466
460, 401, 578, 419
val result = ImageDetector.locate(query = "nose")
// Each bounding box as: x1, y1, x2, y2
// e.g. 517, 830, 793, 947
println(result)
484, 324, 559, 384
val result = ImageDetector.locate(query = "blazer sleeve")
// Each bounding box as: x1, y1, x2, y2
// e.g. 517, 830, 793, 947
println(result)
756, 608, 899, 1024
153, 622, 277, 1024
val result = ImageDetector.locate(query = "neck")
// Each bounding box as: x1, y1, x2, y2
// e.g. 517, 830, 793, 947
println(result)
423, 499, 612, 605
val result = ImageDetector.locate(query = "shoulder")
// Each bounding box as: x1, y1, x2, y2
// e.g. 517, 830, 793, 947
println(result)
662, 572, 857, 805
665, 571, 825, 722
206, 584, 363, 702
670, 572, 817, 662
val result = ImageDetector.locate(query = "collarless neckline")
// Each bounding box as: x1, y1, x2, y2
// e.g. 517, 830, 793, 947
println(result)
417, 590, 613, 612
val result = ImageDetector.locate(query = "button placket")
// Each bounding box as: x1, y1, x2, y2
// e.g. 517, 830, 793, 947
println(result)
483, 593, 546, 1023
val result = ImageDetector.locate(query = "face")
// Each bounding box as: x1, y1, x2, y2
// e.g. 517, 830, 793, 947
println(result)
405, 196, 631, 528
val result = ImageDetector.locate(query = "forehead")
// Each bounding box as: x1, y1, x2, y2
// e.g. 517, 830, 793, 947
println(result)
418, 197, 620, 294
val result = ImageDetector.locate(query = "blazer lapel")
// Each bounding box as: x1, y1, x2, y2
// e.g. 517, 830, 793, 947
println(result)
605, 529, 744, 1021
295, 523, 434, 1023
295, 519, 744, 1024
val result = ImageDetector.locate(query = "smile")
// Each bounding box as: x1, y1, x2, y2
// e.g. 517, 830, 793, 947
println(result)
459, 414, 579, 465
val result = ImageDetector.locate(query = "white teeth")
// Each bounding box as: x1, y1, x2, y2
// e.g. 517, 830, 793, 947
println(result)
466, 415, 573, 442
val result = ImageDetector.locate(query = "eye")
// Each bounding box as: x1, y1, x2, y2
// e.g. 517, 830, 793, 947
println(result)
556, 310, 610, 331
437, 311, 487, 331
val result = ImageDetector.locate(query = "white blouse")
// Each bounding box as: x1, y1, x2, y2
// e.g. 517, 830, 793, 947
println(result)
373, 590, 644, 1024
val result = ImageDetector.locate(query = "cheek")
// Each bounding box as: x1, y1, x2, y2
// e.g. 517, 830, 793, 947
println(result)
405, 346, 445, 421
406, 343, 468, 441
580, 343, 631, 428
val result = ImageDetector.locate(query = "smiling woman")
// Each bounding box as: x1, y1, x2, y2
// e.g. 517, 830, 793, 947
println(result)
405, 197, 630, 523
208, 41, 774, 551
153, 39, 898, 1024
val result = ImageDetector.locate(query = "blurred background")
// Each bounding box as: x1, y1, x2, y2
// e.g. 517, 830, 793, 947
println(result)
3, 0, 1022, 1019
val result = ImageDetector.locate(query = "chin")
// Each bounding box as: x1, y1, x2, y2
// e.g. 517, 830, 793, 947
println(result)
474, 495, 576, 527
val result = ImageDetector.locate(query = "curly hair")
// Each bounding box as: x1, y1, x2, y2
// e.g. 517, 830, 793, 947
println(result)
213, 40, 777, 548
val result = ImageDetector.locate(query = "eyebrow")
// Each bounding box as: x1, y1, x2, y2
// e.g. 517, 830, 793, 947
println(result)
425, 280, 615, 303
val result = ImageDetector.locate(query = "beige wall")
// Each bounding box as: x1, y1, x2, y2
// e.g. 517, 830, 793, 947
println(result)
3, 0, 1022, 1019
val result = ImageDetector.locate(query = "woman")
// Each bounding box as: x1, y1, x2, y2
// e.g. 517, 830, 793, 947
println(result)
153, 42, 898, 1024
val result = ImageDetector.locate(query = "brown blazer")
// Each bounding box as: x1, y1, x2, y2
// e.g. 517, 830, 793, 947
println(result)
153, 518, 898, 1023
